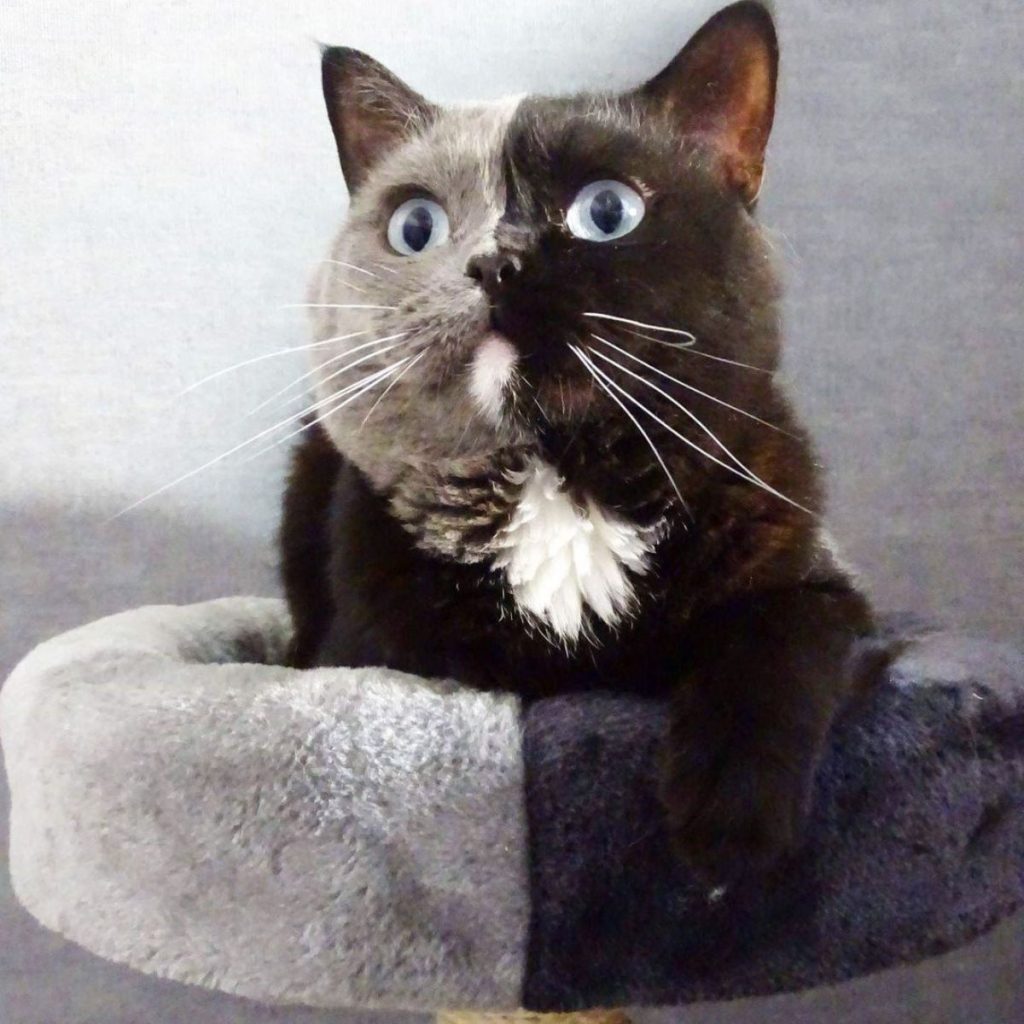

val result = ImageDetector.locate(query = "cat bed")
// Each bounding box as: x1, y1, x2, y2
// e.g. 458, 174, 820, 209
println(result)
1, 597, 1022, 1014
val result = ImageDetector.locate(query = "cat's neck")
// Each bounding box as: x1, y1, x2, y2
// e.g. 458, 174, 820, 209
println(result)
387, 447, 667, 645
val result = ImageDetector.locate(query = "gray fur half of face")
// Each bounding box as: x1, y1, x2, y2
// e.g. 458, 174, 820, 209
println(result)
0, 597, 529, 1011
309, 98, 529, 497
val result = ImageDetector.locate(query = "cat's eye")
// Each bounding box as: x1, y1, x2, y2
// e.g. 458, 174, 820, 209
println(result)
387, 197, 450, 255
566, 180, 645, 242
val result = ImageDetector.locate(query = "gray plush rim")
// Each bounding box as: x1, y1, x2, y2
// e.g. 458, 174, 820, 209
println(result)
0, 597, 528, 1012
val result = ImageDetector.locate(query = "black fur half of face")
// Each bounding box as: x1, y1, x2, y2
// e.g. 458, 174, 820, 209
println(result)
311, 2, 812, 529
484, 91, 784, 506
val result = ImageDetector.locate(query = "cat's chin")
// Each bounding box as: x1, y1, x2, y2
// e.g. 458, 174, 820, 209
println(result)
467, 326, 603, 432
469, 332, 518, 426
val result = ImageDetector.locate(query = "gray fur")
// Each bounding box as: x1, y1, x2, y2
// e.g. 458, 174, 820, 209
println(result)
388, 445, 528, 562
309, 99, 533, 510
0, 597, 529, 1012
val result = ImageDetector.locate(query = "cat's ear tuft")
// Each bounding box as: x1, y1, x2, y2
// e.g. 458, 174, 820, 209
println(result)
321, 46, 436, 192
636, 2, 779, 205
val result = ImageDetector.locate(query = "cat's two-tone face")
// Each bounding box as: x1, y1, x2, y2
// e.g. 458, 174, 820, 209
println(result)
308, 2, 783, 505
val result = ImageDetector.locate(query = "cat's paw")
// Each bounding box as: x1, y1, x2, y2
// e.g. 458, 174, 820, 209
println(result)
658, 739, 814, 884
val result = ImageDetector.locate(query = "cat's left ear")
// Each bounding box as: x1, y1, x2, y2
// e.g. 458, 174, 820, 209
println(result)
635, 1, 779, 206
321, 46, 437, 192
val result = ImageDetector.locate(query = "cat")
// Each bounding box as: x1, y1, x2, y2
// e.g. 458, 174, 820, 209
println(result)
280, 1, 886, 883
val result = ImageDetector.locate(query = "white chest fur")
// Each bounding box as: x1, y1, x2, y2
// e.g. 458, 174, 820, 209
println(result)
490, 460, 653, 643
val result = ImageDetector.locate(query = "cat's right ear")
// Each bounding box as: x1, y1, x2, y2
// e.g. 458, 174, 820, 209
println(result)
321, 47, 436, 192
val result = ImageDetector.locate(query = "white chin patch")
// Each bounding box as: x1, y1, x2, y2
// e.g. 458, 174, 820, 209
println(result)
491, 460, 653, 644
470, 333, 518, 424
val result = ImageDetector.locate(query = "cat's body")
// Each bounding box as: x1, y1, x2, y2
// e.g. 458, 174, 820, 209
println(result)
280, 3, 884, 881
284, 415, 847, 697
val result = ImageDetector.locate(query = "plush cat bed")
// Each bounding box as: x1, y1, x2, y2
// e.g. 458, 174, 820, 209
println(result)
1, 597, 1022, 1013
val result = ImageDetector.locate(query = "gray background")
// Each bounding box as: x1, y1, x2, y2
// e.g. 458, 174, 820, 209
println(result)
1, 1, 1020, 1022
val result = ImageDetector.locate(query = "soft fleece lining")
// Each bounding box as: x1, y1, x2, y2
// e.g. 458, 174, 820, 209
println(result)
1, 598, 1022, 1013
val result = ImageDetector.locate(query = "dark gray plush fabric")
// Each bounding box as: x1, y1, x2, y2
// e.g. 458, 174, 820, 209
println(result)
523, 630, 1024, 1012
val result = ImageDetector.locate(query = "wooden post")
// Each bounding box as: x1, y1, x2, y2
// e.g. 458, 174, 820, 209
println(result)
437, 1011, 632, 1024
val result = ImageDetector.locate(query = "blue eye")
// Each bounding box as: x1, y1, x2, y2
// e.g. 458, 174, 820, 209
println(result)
566, 180, 645, 242
387, 198, 450, 255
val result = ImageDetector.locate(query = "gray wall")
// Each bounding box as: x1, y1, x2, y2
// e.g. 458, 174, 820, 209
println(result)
1, 1, 1020, 1022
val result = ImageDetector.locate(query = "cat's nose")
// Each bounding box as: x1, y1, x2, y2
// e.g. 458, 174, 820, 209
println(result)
465, 252, 521, 293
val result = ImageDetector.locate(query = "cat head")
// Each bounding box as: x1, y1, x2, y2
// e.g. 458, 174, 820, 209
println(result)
308, 1, 785, 509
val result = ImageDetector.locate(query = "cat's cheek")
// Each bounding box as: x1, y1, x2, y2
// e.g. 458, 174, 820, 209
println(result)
469, 333, 518, 424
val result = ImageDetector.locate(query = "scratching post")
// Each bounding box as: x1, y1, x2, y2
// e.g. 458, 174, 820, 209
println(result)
1, 597, 1021, 1016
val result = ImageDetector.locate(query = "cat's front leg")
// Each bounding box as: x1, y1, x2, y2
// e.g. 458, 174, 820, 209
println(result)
659, 583, 885, 883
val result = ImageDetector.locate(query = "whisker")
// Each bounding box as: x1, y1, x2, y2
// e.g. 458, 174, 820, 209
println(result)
590, 334, 791, 435
584, 312, 772, 373
335, 279, 368, 295
761, 224, 802, 264
267, 336, 412, 415
322, 259, 380, 279
620, 327, 772, 374
320, 357, 412, 404
245, 332, 408, 416
271, 362, 404, 420
583, 311, 696, 342
244, 360, 411, 461
568, 345, 688, 516
580, 349, 813, 515
315, 337, 411, 391
109, 373, 377, 520
587, 346, 780, 495
368, 261, 400, 275
176, 330, 370, 396
280, 303, 397, 310
359, 349, 426, 429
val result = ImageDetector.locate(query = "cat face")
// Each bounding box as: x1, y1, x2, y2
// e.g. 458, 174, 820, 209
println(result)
308, 2, 784, 507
